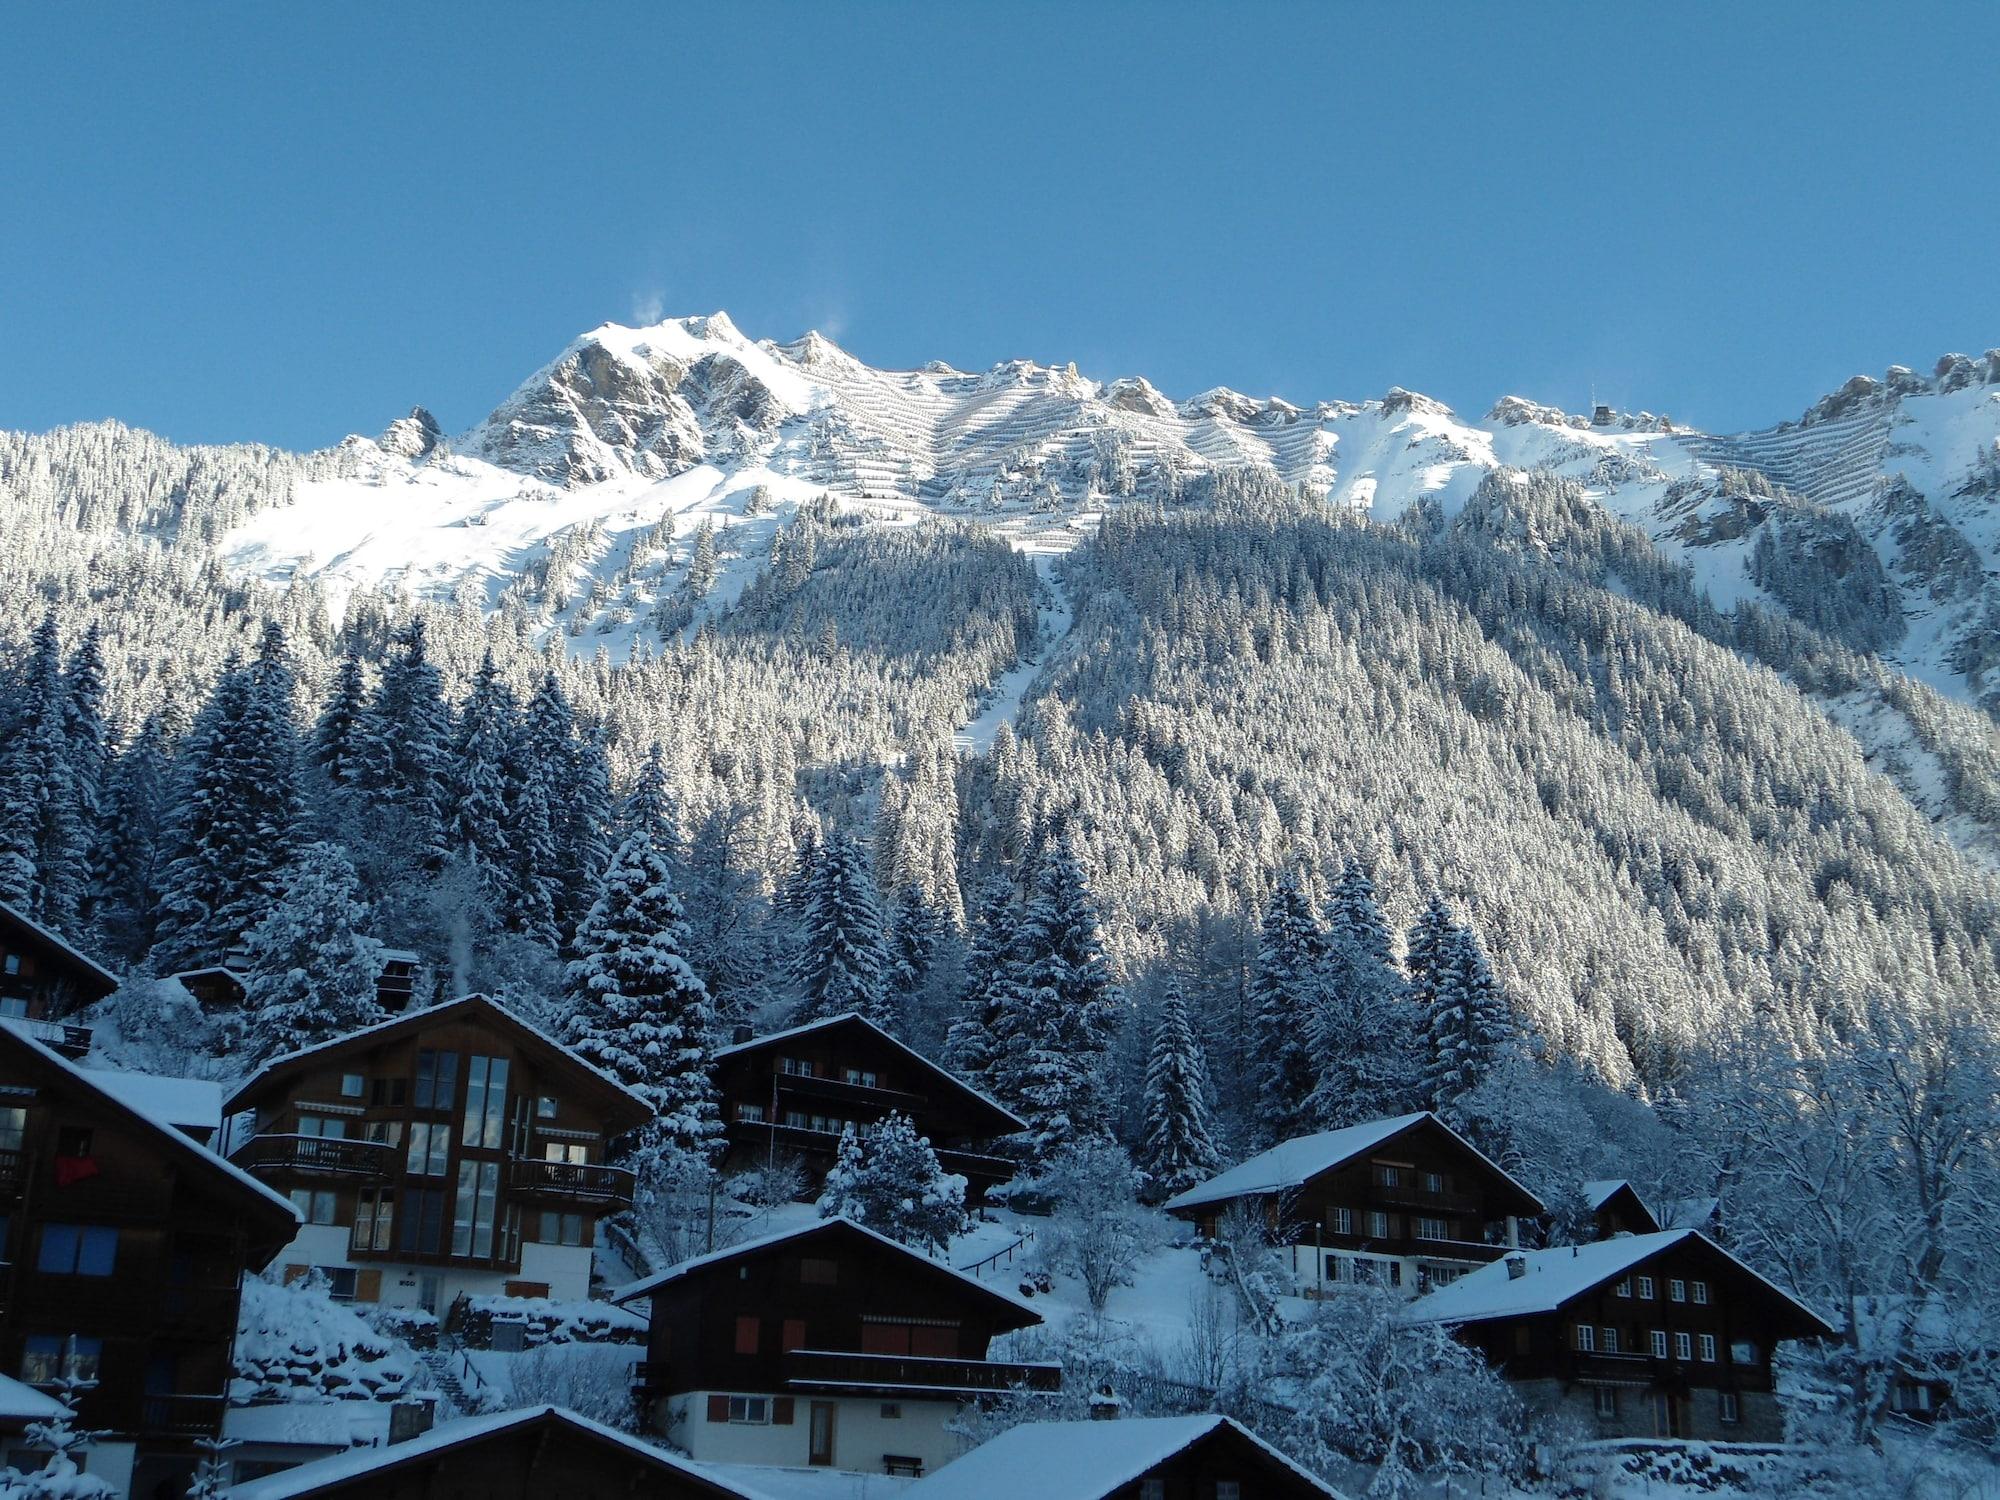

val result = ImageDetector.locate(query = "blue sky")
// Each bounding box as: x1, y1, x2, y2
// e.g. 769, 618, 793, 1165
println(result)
5, 3, 1996, 451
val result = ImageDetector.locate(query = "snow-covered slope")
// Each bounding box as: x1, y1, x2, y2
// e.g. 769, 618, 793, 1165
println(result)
219, 319, 2000, 709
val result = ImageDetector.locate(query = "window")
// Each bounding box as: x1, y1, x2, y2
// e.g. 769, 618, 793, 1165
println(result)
370, 1077, 407, 1107
737, 1102, 767, 1123
21, 1334, 101, 1384
842, 1067, 879, 1088
536, 1096, 559, 1120
1602, 1327, 1620, 1353
1692, 1280, 1710, 1305
1140, 1483, 1165, 1500
289, 1189, 338, 1225
1650, 1330, 1669, 1359
1575, 1324, 1596, 1352
1893, 1382, 1934, 1414
880, 1403, 901, 1420
363, 1119, 403, 1147
461, 1056, 510, 1148
800, 1257, 838, 1286
1699, 1334, 1717, 1363
728, 1396, 771, 1424
1636, 1276, 1655, 1300
1365, 1211, 1391, 1238
1217, 1483, 1241, 1500
0, 1107, 24, 1152
1414, 1216, 1449, 1241
321, 1267, 359, 1302
339, 1073, 365, 1099
413, 1049, 460, 1111
1675, 1332, 1693, 1361
36, 1224, 116, 1276
407, 1121, 449, 1176
778, 1057, 814, 1077
1731, 1339, 1761, 1367
1326, 1206, 1353, 1235
1593, 1387, 1620, 1419
354, 1189, 395, 1251
735, 1316, 761, 1355
1422, 1171, 1448, 1194
1373, 1164, 1402, 1188
1, 953, 17, 975
297, 1114, 347, 1139
539, 1212, 586, 1247
397, 1188, 446, 1255
56, 1126, 92, 1158
451, 1159, 501, 1257
1719, 1391, 1741, 1424
1615, 1278, 1632, 1299
1669, 1278, 1686, 1303
544, 1142, 589, 1165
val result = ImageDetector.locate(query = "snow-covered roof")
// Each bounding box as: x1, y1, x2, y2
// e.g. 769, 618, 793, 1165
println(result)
1162, 1112, 1543, 1216
0, 1372, 64, 1424
0, 1024, 299, 1238
612, 1215, 1043, 1325
716, 1012, 1027, 1133
685, 1462, 915, 1499
223, 1399, 396, 1449
231, 1405, 755, 1499
1662, 1196, 1721, 1229
0, 897, 121, 995
226, 993, 653, 1128
903, 1415, 1345, 1499
1399, 1229, 1833, 1338
85, 1067, 223, 1137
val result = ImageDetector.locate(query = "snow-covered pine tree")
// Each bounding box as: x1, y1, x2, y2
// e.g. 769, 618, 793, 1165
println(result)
886, 881, 946, 1040
815, 1112, 968, 1255
446, 651, 518, 912
1137, 981, 1222, 1202
90, 713, 169, 960
355, 618, 450, 865
994, 835, 1121, 1164
239, 841, 385, 1060
563, 833, 721, 1162
0, 614, 85, 931
218, 622, 309, 942
310, 649, 369, 791
622, 741, 679, 858
1404, 891, 1455, 1017
1420, 916, 1518, 1119
942, 877, 1020, 1083
1248, 872, 1326, 1142
1309, 857, 1423, 1128
3, 1372, 115, 1499
791, 829, 893, 1027
63, 622, 108, 917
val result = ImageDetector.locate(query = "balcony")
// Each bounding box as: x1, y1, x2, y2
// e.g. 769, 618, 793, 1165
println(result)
506, 1157, 635, 1211
775, 1072, 930, 1113
783, 1348, 1062, 1398
1370, 1183, 1486, 1215
230, 1134, 396, 1181
140, 1391, 228, 1437
1573, 1350, 1662, 1386
0, 1015, 92, 1059
1408, 1237, 1511, 1264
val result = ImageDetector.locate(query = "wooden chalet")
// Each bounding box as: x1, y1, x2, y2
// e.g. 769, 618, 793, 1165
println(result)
0, 898, 120, 1058
615, 1216, 1058, 1477
1401, 1229, 1834, 1441
1163, 1112, 1545, 1295
173, 945, 421, 1016
712, 1013, 1024, 1200
0, 1024, 299, 1497
904, 1414, 1347, 1500
1583, 1179, 1662, 1240
230, 1405, 758, 1500
222, 994, 653, 1311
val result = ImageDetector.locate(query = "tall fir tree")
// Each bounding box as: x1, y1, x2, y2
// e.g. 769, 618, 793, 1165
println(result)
941, 877, 1020, 1083
563, 833, 721, 1162
886, 881, 946, 1039
92, 714, 170, 960
1248, 872, 1326, 1142
311, 650, 370, 793
1419, 914, 1518, 1118
791, 829, 893, 1027
1137, 981, 1223, 1202
622, 742, 679, 858
64, 623, 108, 919
0, 615, 83, 929
446, 651, 518, 912
355, 619, 450, 865
1309, 857, 1423, 1127
239, 842, 385, 1060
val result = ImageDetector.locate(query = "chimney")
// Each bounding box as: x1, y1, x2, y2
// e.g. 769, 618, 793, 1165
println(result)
1089, 1382, 1122, 1420
1505, 1253, 1528, 1281
732, 1023, 753, 1046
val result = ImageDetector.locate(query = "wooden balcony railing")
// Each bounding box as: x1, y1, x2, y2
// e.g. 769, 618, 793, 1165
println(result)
506, 1157, 635, 1209
230, 1134, 397, 1180
784, 1348, 1062, 1397
141, 1391, 229, 1437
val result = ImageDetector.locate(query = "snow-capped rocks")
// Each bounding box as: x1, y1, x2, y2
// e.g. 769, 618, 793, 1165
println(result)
378, 406, 444, 459
1381, 386, 1454, 420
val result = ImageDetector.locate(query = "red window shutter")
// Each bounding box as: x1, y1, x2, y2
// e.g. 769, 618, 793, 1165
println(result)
707, 1394, 730, 1423
861, 1322, 909, 1355
911, 1325, 958, 1358
782, 1319, 807, 1351
773, 1397, 795, 1425
735, 1316, 761, 1355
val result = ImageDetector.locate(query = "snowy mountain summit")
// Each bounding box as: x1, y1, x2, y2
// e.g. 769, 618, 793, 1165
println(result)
224, 316, 2000, 710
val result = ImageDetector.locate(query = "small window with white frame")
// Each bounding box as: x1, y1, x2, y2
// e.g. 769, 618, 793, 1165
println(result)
1327, 1206, 1353, 1235
1615, 1278, 1632, 1299
1699, 1334, 1717, 1362
1650, 1330, 1669, 1359
1719, 1391, 1741, 1424
1636, 1275, 1656, 1300
1575, 1324, 1595, 1352
1669, 1278, 1686, 1302
1675, 1331, 1693, 1361
1692, 1279, 1710, 1305
1602, 1326, 1620, 1353
1593, 1387, 1619, 1419
727, 1396, 772, 1424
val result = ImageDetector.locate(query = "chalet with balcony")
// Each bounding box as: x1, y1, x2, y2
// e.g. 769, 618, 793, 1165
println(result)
1583, 1179, 1661, 1240
905, 1414, 1345, 1500
0, 898, 120, 1059
713, 1014, 1025, 1200
1163, 1112, 1545, 1296
1400, 1228, 1833, 1441
615, 1217, 1058, 1477
0, 1024, 299, 1498
230, 1405, 761, 1500
222, 994, 653, 1311
173, 945, 422, 1017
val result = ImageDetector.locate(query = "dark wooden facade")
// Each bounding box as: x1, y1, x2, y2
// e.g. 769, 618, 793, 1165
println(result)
223, 996, 652, 1297
0, 1025, 297, 1479
712, 1015, 1023, 1199
622, 1219, 1055, 1410
1587, 1180, 1662, 1240
0, 900, 119, 1056
230, 1406, 753, 1500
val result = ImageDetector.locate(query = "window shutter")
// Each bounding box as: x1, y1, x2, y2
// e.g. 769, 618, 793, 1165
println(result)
782, 1319, 806, 1351
707, 1394, 731, 1423
355, 1270, 383, 1303
282, 1264, 309, 1286
773, 1397, 795, 1425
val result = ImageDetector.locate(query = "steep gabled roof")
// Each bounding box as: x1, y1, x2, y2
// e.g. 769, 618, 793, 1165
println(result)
716, 1012, 1026, 1136
1162, 1111, 1545, 1218
1399, 1228, 1834, 1340
230, 1405, 757, 1499
0, 897, 121, 1000
612, 1215, 1044, 1330
1583, 1178, 1662, 1232
903, 1414, 1347, 1499
0, 1025, 299, 1263
224, 993, 653, 1135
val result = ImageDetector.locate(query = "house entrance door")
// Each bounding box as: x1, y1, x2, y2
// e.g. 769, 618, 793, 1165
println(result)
809, 1401, 837, 1467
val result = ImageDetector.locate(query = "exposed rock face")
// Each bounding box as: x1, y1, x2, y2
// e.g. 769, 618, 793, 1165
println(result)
466, 337, 707, 485
378, 406, 444, 459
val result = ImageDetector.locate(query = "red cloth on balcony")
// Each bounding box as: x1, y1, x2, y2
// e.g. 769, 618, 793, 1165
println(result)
54, 1154, 100, 1187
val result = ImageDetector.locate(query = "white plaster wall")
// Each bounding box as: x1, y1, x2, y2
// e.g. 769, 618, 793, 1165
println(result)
670, 1393, 962, 1475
